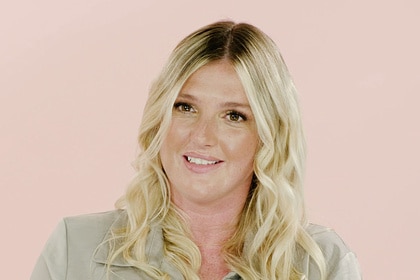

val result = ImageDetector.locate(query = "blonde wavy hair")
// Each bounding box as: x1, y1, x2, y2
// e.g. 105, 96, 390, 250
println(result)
109, 21, 326, 279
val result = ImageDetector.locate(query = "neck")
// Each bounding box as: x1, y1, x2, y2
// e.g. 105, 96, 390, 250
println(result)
172, 187, 248, 246
171, 197, 246, 279
173, 197, 246, 248
189, 208, 240, 248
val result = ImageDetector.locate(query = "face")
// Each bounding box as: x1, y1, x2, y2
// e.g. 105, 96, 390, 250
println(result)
160, 60, 259, 209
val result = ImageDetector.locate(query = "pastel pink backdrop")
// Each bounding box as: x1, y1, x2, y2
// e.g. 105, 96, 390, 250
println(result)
1, 1, 419, 279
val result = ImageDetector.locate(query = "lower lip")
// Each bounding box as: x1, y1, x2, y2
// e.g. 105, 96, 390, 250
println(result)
183, 157, 223, 174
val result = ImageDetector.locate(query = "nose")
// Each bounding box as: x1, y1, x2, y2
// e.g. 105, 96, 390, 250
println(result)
189, 116, 218, 147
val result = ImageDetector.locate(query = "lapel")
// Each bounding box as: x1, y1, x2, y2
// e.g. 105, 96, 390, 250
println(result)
91, 211, 183, 279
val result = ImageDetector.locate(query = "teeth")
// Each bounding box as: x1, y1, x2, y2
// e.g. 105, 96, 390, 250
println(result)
187, 156, 218, 165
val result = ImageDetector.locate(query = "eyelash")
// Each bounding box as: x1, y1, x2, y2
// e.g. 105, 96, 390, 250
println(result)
226, 111, 247, 122
174, 102, 195, 113
173, 102, 247, 122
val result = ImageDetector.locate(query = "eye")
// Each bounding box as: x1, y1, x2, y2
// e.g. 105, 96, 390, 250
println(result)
174, 102, 195, 113
226, 111, 247, 122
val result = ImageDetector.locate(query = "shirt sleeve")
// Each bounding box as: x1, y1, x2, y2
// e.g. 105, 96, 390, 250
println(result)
327, 251, 362, 280
30, 220, 68, 280
306, 225, 362, 280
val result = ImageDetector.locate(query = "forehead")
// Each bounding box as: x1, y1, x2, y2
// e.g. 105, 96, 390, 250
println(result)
179, 60, 249, 104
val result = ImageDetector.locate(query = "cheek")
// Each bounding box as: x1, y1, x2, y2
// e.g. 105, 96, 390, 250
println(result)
160, 125, 177, 162
223, 131, 258, 164
160, 122, 188, 160
170, 117, 192, 137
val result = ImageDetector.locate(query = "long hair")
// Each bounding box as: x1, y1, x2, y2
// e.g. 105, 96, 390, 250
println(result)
109, 21, 326, 279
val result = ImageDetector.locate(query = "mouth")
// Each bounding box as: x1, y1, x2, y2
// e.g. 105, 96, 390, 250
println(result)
184, 156, 221, 165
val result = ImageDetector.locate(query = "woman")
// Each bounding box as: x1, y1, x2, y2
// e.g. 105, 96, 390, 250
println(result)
31, 21, 361, 280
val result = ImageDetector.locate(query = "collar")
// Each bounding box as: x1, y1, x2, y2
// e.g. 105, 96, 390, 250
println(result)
92, 211, 165, 268
91, 210, 240, 279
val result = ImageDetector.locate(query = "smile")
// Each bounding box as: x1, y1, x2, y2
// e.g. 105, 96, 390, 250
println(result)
186, 156, 219, 165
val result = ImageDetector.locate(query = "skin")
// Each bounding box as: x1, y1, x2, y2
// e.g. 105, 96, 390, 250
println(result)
159, 59, 259, 278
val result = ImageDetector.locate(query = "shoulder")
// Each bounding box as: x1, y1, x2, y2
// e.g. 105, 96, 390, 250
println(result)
62, 209, 125, 234
304, 224, 362, 279
51, 209, 126, 249
305, 224, 352, 260
61, 209, 127, 250
31, 210, 127, 280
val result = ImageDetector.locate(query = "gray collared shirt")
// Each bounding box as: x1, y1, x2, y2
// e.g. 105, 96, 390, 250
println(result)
31, 210, 362, 279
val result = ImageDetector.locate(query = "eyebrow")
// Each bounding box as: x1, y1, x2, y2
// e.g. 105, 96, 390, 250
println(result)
176, 93, 198, 102
176, 93, 252, 110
